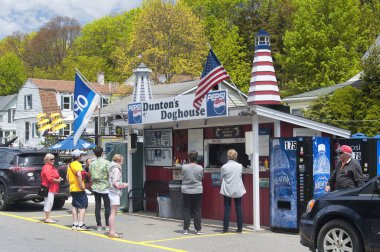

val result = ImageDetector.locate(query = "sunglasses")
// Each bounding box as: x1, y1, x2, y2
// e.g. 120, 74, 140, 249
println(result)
50, 158, 55, 161
338, 152, 344, 155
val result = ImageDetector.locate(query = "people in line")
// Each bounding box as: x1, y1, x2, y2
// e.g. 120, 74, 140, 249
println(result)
325, 145, 365, 192
181, 151, 204, 235
220, 149, 246, 233
66, 149, 90, 231
108, 154, 128, 238
41, 153, 63, 223
89, 147, 111, 231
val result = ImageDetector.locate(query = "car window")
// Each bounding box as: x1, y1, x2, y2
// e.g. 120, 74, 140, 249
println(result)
3, 153, 14, 165
17, 154, 46, 167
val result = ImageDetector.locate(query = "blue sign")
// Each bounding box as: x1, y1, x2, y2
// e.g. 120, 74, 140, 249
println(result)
206, 90, 227, 117
128, 102, 143, 125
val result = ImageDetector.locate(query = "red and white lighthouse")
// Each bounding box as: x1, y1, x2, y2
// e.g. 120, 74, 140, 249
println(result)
247, 30, 281, 105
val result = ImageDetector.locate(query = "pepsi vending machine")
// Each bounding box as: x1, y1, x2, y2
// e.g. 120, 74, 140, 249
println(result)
270, 137, 331, 230
331, 138, 370, 181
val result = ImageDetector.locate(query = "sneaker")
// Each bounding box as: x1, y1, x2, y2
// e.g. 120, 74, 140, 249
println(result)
71, 224, 78, 230
236, 229, 243, 233
183, 229, 189, 235
77, 224, 91, 231
104, 226, 110, 231
221, 229, 228, 233
96, 226, 102, 231
196, 230, 203, 235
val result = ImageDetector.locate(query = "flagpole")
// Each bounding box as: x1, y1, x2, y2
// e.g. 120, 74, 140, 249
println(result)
206, 44, 249, 109
75, 68, 103, 147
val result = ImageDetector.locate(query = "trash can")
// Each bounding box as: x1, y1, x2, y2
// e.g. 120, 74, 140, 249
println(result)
157, 195, 172, 218
169, 180, 183, 219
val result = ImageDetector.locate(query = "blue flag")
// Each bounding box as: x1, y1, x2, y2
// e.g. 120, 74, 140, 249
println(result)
73, 72, 100, 146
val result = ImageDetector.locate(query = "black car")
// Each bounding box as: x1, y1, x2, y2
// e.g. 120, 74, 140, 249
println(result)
0, 147, 69, 210
300, 176, 380, 252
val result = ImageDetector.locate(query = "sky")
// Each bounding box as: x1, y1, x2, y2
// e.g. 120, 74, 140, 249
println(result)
0, 0, 143, 39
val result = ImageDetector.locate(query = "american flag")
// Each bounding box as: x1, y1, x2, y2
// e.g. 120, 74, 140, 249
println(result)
193, 49, 229, 109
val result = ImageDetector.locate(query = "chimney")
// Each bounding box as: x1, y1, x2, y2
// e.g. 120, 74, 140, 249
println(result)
97, 72, 105, 85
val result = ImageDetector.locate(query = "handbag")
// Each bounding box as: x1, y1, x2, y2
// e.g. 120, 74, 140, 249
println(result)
38, 184, 49, 197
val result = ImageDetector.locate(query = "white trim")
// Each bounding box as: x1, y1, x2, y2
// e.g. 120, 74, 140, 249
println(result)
247, 95, 281, 102
253, 56, 273, 63
253, 105, 351, 138
249, 85, 280, 92
250, 75, 277, 82
252, 65, 275, 72
282, 96, 317, 102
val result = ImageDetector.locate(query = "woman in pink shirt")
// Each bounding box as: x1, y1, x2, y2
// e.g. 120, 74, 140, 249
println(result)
41, 153, 63, 223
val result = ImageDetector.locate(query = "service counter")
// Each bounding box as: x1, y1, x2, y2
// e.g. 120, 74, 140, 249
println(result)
159, 166, 270, 226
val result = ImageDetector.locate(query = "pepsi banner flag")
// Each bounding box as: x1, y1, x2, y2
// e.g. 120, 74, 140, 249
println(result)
193, 49, 229, 110
206, 90, 228, 117
73, 72, 100, 145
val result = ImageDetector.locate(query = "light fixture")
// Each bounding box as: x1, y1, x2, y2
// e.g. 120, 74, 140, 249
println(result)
239, 110, 256, 117
176, 123, 179, 128
204, 119, 207, 126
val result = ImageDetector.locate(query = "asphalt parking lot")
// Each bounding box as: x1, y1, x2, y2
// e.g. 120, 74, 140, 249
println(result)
0, 197, 308, 252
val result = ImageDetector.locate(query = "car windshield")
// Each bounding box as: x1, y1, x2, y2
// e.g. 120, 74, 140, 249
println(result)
17, 154, 59, 167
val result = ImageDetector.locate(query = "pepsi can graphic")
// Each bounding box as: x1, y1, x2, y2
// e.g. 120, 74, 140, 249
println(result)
206, 90, 228, 117
128, 102, 142, 124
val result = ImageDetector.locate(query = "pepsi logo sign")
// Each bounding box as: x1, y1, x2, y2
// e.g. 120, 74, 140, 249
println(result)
207, 92, 226, 115
129, 104, 142, 123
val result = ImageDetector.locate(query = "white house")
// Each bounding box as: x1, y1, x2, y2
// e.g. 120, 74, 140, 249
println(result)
0, 94, 17, 144
14, 77, 114, 147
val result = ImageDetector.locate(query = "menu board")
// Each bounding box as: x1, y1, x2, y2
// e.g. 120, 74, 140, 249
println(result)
144, 129, 173, 147
145, 148, 173, 166
144, 129, 173, 166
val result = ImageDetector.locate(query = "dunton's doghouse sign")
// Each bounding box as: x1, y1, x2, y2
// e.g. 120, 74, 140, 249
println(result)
127, 90, 228, 125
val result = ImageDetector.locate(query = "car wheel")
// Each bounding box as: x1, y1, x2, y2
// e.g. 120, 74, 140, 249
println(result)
52, 198, 66, 209
317, 220, 363, 252
0, 184, 11, 211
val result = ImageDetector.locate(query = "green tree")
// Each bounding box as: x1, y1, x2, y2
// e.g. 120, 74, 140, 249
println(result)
0, 52, 27, 95
124, 0, 207, 83
361, 45, 380, 99
68, 11, 139, 82
304, 86, 368, 133
280, 0, 365, 96
183, 0, 250, 90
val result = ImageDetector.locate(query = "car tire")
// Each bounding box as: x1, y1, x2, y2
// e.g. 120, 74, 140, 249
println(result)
52, 198, 66, 209
0, 184, 11, 211
317, 219, 363, 252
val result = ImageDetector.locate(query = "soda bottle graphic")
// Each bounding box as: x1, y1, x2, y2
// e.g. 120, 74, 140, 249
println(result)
313, 144, 330, 198
271, 139, 293, 199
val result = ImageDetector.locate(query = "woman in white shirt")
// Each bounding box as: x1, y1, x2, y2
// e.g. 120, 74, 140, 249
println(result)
220, 149, 246, 233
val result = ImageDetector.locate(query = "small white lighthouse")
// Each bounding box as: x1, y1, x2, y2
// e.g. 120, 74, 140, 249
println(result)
247, 30, 281, 105
132, 63, 153, 102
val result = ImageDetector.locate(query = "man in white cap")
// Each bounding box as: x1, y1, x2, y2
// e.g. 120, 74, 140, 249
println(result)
66, 149, 90, 231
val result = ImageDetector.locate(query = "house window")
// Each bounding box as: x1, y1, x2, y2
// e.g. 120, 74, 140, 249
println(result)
24, 95, 32, 110
25, 122, 30, 141
8, 109, 15, 123
32, 123, 40, 138
61, 95, 73, 110
101, 97, 109, 108
59, 124, 71, 136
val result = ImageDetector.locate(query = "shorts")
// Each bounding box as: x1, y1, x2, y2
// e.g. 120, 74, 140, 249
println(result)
43, 192, 54, 212
108, 191, 120, 206
71, 191, 88, 209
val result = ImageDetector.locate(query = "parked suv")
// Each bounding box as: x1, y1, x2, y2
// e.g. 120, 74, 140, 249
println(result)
300, 176, 380, 252
0, 147, 69, 210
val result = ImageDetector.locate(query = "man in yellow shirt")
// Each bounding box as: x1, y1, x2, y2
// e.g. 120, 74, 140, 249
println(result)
67, 149, 90, 231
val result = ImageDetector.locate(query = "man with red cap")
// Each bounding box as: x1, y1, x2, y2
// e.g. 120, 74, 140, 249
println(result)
325, 145, 365, 192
